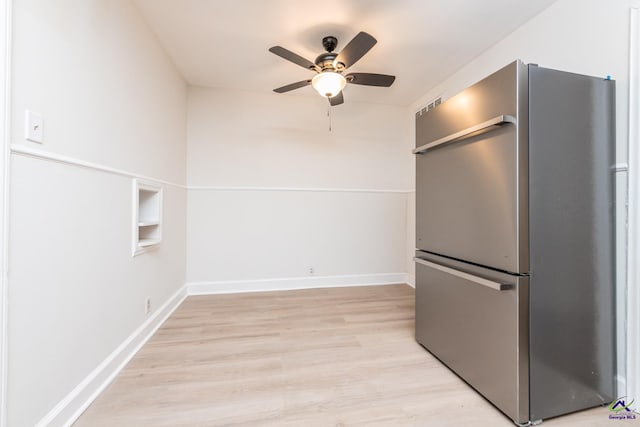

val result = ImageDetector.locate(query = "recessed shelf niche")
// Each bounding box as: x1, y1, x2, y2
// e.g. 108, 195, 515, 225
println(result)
132, 180, 163, 256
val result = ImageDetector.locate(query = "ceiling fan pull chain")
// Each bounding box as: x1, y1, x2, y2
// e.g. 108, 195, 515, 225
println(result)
328, 105, 332, 132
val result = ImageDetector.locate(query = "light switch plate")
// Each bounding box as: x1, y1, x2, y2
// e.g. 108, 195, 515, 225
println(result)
25, 110, 43, 143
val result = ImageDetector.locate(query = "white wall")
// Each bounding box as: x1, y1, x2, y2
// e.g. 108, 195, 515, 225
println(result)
0, 0, 10, 424
7, 1, 187, 426
627, 3, 640, 408
10, 1, 186, 183
187, 87, 412, 286
408, 0, 639, 394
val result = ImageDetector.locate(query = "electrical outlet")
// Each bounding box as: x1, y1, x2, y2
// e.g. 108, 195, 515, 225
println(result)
309, 267, 314, 275
145, 297, 151, 315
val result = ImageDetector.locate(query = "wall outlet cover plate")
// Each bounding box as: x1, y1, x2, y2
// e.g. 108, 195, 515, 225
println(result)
25, 110, 44, 143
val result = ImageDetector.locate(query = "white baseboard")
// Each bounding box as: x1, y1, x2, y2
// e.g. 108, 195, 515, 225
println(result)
405, 274, 415, 288
36, 285, 188, 427
187, 273, 411, 295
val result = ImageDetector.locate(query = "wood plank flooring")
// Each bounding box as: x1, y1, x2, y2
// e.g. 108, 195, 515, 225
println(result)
75, 285, 613, 426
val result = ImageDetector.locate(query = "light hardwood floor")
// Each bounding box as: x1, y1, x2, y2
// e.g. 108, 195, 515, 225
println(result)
75, 285, 614, 426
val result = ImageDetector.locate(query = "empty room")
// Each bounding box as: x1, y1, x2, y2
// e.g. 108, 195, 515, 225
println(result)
1, 0, 639, 425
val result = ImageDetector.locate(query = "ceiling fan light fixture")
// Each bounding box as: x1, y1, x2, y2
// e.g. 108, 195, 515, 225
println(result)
311, 71, 346, 98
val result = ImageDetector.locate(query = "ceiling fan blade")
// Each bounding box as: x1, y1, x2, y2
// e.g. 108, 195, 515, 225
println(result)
273, 79, 312, 93
346, 73, 395, 87
269, 46, 319, 72
335, 32, 377, 68
329, 92, 344, 106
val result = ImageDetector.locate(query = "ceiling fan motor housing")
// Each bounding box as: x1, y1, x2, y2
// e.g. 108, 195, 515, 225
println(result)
315, 52, 342, 71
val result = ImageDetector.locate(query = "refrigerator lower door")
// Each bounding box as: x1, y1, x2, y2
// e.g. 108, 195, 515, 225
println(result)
415, 252, 529, 424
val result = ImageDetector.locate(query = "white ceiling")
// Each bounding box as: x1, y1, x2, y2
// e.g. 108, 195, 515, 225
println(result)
133, 0, 557, 106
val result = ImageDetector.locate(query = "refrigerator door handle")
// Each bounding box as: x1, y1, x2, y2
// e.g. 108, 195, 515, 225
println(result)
413, 114, 516, 154
413, 257, 512, 291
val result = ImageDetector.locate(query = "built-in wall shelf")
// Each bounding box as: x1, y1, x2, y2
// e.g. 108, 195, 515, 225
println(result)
132, 180, 163, 256
138, 220, 160, 227
138, 238, 161, 248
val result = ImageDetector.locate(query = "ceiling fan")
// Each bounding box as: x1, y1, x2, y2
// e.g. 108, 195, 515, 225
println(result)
269, 31, 395, 106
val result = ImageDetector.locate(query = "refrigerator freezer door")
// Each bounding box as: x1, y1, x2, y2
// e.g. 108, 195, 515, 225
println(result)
415, 252, 529, 424
414, 60, 528, 274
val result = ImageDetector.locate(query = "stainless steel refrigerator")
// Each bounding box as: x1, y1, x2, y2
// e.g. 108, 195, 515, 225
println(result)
413, 60, 616, 424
